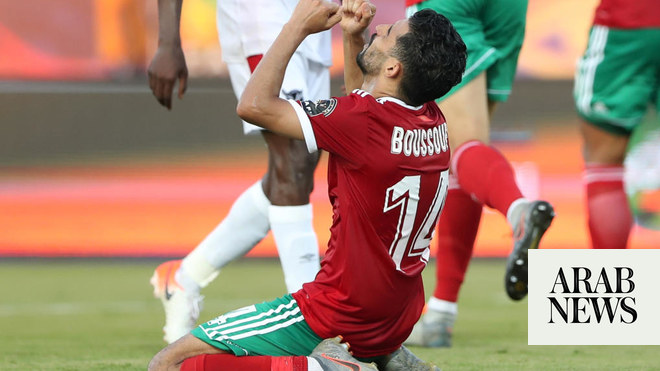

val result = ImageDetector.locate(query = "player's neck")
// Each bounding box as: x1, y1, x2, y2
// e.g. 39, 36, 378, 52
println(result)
361, 75, 404, 102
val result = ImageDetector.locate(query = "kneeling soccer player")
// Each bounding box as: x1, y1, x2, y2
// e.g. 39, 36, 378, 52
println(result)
148, 0, 466, 369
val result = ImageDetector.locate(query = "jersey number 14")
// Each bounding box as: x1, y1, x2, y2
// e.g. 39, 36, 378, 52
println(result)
384, 171, 449, 272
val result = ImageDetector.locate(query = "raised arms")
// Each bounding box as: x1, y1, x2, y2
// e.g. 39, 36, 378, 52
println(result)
236, 0, 341, 139
340, 0, 376, 93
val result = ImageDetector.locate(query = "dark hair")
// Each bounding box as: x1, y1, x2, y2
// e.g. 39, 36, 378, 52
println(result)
392, 9, 466, 106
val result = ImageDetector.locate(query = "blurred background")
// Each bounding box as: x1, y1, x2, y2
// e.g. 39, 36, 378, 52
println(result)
0, 0, 599, 80
1, 0, 658, 259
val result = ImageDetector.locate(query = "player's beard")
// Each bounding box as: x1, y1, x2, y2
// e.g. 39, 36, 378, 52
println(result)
357, 43, 386, 76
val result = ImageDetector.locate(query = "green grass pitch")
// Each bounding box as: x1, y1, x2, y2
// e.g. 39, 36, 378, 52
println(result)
1, 259, 657, 370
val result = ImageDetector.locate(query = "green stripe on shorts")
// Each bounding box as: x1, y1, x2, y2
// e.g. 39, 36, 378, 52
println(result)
191, 294, 323, 356
574, 26, 660, 135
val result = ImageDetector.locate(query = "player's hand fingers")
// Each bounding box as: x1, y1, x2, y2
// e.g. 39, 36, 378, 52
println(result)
348, 0, 362, 14
317, 1, 339, 30
148, 71, 157, 95
342, 0, 354, 12
353, 5, 362, 22
157, 80, 173, 110
326, 0, 339, 14
152, 80, 164, 108
151, 78, 163, 105
178, 74, 188, 100
360, 2, 376, 24
327, 8, 342, 28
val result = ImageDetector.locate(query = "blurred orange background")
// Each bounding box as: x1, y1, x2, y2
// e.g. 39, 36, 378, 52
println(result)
1, 0, 599, 80
2, 0, 657, 258
1, 125, 657, 258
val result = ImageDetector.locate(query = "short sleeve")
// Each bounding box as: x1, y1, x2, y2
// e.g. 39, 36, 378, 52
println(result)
287, 93, 370, 160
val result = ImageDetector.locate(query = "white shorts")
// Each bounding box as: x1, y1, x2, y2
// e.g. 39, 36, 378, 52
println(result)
227, 53, 331, 135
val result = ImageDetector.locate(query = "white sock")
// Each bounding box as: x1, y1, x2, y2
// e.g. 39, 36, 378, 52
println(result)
307, 358, 323, 371
179, 181, 271, 290
506, 197, 529, 233
269, 204, 320, 292
427, 296, 458, 315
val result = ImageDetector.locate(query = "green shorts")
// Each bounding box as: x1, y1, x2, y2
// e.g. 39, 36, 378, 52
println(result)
407, 0, 528, 102
191, 294, 323, 356
574, 26, 660, 135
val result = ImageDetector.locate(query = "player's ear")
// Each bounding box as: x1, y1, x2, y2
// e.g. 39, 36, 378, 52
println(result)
384, 58, 402, 79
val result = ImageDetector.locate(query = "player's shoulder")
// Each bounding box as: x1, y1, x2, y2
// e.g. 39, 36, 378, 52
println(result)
297, 93, 366, 118
300, 97, 340, 117
347, 89, 379, 108
350, 89, 373, 99
330, 89, 376, 110
347, 91, 442, 121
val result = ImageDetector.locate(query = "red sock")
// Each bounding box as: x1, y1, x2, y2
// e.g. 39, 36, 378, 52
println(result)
584, 164, 632, 249
180, 353, 307, 371
452, 140, 523, 216
433, 176, 483, 302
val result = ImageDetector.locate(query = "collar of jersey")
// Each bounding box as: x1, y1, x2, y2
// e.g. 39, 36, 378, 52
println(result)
352, 89, 423, 111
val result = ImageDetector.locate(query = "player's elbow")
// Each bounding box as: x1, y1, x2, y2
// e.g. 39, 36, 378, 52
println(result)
236, 97, 264, 126
236, 99, 254, 122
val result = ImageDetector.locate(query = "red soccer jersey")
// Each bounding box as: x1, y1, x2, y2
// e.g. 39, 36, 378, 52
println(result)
289, 90, 451, 357
593, 0, 660, 28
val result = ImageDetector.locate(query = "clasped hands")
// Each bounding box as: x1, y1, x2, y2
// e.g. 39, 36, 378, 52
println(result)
289, 0, 377, 37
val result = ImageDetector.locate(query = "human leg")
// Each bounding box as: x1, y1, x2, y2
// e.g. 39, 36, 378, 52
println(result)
151, 52, 328, 341
405, 175, 481, 348
148, 335, 309, 371
450, 0, 543, 240
154, 336, 376, 371
174, 54, 324, 289
150, 59, 274, 344
408, 50, 553, 346
150, 295, 375, 371
149, 335, 227, 371
261, 131, 321, 292
406, 3, 507, 330
581, 122, 631, 249
441, 73, 530, 223
405, 72, 491, 346
574, 26, 660, 248
408, 72, 539, 346
448, 101, 555, 301
259, 55, 328, 292
441, 8, 555, 297
151, 179, 273, 342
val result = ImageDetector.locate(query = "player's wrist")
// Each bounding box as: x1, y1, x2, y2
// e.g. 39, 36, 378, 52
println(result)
282, 22, 309, 41
343, 31, 366, 46
342, 26, 364, 36
157, 38, 183, 49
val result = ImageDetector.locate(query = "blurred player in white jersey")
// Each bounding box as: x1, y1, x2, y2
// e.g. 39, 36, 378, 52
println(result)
147, 0, 331, 344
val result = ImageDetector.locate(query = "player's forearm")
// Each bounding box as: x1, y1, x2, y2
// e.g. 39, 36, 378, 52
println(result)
156, 0, 184, 47
237, 23, 306, 131
343, 32, 366, 94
